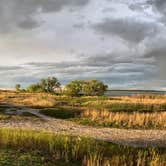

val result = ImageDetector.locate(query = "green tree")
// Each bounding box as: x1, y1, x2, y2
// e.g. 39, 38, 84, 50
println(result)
15, 84, 21, 92
39, 77, 60, 93
39, 79, 47, 92
26, 84, 43, 93
26, 77, 61, 93
46, 77, 61, 93
82, 80, 108, 96
65, 80, 85, 97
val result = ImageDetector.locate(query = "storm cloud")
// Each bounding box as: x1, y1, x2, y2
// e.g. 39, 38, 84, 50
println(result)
0, 0, 165, 90
93, 18, 159, 43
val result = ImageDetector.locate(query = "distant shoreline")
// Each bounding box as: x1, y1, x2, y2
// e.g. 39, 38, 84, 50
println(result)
106, 90, 166, 96
0, 89, 166, 93
107, 90, 166, 92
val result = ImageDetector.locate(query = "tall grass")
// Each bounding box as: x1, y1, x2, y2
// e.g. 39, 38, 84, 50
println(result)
80, 109, 166, 128
0, 129, 107, 166
0, 129, 166, 166
83, 98, 166, 112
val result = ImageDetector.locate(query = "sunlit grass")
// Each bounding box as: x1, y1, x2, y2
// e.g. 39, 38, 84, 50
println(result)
74, 109, 166, 129
1, 91, 166, 129
0, 129, 166, 166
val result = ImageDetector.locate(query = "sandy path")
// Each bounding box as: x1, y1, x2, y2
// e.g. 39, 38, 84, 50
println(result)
1, 107, 166, 148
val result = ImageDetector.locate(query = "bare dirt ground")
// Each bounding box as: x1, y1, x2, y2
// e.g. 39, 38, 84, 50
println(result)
1, 106, 166, 148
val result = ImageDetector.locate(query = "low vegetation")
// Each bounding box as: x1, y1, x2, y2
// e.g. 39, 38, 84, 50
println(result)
0, 129, 166, 166
40, 107, 80, 119
0, 107, 6, 113
1, 91, 166, 129
0, 149, 57, 166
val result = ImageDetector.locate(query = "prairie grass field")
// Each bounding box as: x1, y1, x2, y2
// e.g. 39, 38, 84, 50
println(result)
1, 90, 166, 165
1, 90, 166, 129
0, 128, 166, 166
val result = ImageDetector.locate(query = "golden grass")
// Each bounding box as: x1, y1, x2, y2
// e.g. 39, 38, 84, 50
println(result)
1, 91, 166, 128
83, 96, 166, 112
1, 90, 166, 109
0, 91, 59, 107
81, 109, 166, 128
87, 94, 166, 104
84, 97, 166, 107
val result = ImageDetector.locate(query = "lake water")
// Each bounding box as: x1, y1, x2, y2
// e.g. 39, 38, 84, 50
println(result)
105, 90, 166, 97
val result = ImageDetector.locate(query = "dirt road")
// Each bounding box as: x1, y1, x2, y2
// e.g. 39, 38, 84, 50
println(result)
1, 107, 166, 148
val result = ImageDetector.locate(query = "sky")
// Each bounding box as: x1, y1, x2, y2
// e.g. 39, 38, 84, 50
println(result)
0, 0, 166, 90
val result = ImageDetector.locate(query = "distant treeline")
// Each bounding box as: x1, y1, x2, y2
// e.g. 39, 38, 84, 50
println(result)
15, 77, 108, 97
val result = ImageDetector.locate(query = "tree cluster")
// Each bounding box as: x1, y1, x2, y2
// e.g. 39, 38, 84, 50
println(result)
15, 77, 108, 97
27, 77, 60, 93
65, 80, 108, 96
15, 77, 60, 93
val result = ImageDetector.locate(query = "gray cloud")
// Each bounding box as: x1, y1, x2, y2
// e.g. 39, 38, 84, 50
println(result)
152, 0, 166, 14
4, 51, 155, 88
0, 55, 158, 89
129, 4, 144, 11
142, 35, 166, 81
128, 0, 151, 12
0, 0, 90, 33
0, 66, 22, 71
73, 23, 85, 30
148, 0, 166, 23
93, 18, 159, 43
0, 0, 165, 90
144, 35, 166, 59
18, 17, 40, 30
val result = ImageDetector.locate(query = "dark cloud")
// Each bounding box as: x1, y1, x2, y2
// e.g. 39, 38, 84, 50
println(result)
0, 0, 90, 33
93, 18, 159, 43
128, 0, 151, 12
152, 0, 166, 13
18, 17, 40, 30
144, 36, 166, 59
149, 0, 166, 23
143, 35, 166, 80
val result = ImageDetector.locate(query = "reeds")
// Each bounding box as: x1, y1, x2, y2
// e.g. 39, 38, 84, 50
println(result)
81, 109, 166, 128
